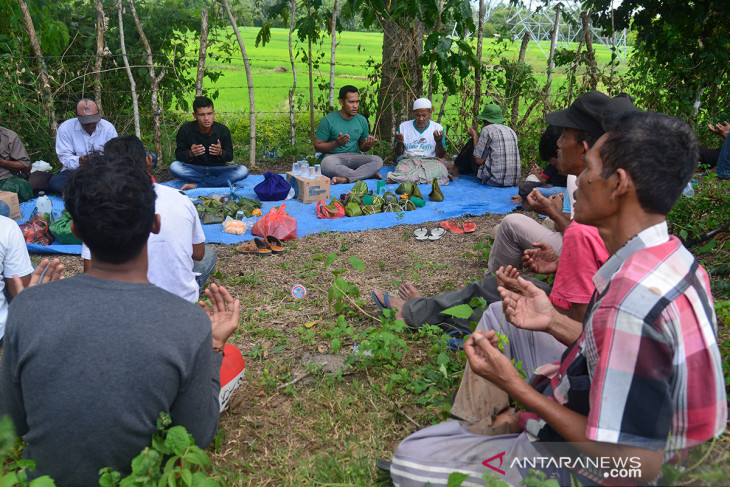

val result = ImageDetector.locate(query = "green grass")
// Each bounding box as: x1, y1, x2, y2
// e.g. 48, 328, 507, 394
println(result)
188, 27, 630, 118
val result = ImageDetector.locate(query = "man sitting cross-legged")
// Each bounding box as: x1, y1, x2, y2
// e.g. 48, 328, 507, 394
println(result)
390, 111, 727, 486
0, 156, 241, 485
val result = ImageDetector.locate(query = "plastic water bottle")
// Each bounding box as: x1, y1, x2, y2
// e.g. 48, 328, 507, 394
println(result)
682, 181, 695, 198
36, 192, 53, 221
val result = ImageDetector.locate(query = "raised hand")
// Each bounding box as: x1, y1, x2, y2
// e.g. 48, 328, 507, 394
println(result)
526, 189, 562, 215
522, 242, 560, 274
198, 283, 241, 349
433, 129, 444, 141
336, 132, 351, 147
395, 132, 404, 144
708, 121, 730, 139
209, 139, 223, 156
464, 329, 522, 389
498, 276, 554, 333
12, 258, 64, 294
361, 135, 378, 151
190, 144, 206, 157
495, 265, 525, 295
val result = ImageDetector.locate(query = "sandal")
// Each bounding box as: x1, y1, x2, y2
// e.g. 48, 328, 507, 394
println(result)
429, 227, 446, 241
462, 221, 477, 233
413, 227, 429, 241
264, 235, 285, 254
236, 237, 272, 256
440, 219, 463, 234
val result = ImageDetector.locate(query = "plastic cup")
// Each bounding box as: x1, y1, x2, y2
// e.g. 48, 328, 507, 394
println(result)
308, 166, 315, 178
235, 210, 245, 220
292, 162, 300, 175
314, 164, 321, 177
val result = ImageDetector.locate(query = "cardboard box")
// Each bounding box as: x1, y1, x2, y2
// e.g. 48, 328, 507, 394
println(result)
285, 172, 330, 204
0, 191, 21, 221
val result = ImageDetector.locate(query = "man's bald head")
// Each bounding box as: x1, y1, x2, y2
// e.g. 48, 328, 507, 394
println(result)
76, 98, 101, 135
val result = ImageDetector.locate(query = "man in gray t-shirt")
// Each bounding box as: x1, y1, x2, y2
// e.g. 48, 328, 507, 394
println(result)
0, 156, 240, 485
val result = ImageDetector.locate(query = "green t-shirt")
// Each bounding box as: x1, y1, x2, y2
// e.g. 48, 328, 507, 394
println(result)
315, 111, 370, 154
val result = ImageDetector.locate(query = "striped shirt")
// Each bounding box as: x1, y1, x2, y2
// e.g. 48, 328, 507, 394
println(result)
528, 222, 726, 483
473, 123, 520, 186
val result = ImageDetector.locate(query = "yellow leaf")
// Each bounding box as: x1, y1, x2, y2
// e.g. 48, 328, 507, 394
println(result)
304, 320, 319, 328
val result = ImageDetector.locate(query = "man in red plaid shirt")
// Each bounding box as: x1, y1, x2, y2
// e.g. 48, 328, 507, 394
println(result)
390, 110, 726, 486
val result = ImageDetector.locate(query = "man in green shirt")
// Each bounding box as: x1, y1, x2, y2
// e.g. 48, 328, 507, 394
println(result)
314, 85, 383, 184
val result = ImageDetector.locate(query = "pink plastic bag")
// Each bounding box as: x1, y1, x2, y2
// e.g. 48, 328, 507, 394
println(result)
251, 204, 297, 241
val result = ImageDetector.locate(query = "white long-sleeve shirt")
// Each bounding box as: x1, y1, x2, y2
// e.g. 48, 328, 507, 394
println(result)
55, 118, 117, 171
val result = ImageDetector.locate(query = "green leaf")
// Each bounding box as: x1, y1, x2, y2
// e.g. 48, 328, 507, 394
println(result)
180, 469, 193, 486
698, 239, 717, 254
313, 253, 325, 261
441, 304, 474, 319
325, 252, 338, 267
165, 426, 192, 455
348, 255, 365, 271
447, 471, 470, 487
28, 476, 57, 487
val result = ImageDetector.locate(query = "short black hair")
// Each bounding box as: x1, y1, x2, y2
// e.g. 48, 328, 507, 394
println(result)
600, 111, 698, 215
539, 125, 562, 162
65, 154, 156, 264
338, 85, 359, 100
104, 135, 147, 171
193, 96, 214, 112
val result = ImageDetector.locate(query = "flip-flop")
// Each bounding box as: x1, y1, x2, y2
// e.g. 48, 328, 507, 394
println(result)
236, 238, 272, 256
440, 219, 464, 234
413, 227, 429, 241
428, 227, 446, 240
462, 221, 477, 233
264, 235, 286, 254
370, 290, 392, 312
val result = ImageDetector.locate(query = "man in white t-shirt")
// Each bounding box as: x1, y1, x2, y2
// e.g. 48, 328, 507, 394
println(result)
388, 98, 450, 184
395, 98, 446, 159
0, 215, 33, 343
81, 136, 215, 302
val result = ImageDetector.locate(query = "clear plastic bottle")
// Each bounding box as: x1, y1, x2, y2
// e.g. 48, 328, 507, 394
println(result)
36, 191, 53, 221
682, 181, 695, 197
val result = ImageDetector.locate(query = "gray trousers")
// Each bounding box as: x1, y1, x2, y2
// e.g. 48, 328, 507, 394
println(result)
488, 213, 564, 274
391, 303, 568, 487
402, 275, 552, 334
320, 152, 383, 182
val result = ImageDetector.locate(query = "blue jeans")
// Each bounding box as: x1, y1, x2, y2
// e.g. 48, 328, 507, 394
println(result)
49, 170, 76, 195
192, 245, 217, 290
169, 161, 248, 187
716, 136, 730, 179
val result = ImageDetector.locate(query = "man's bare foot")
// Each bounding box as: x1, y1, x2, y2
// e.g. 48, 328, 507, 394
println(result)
398, 281, 421, 300
372, 288, 405, 321
510, 195, 524, 205
491, 407, 521, 434
181, 183, 197, 191
331, 177, 349, 184
374, 173, 383, 180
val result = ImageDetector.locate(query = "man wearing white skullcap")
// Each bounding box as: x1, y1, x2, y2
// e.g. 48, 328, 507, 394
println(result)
395, 98, 446, 159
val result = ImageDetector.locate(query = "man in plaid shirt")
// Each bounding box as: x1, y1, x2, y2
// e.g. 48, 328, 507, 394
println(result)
390, 111, 726, 486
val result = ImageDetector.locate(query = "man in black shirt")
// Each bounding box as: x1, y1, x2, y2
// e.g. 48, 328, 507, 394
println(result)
171, 96, 248, 190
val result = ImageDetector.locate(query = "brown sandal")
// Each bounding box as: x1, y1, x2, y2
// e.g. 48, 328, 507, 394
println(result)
236, 237, 272, 256
264, 235, 285, 254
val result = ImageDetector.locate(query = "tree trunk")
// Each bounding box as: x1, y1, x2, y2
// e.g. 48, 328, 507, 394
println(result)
288, 0, 297, 147
127, 0, 164, 157
328, 0, 339, 108
510, 31, 530, 127
196, 7, 209, 96
375, 17, 424, 141
117, 0, 140, 138
307, 4, 315, 140
582, 11, 598, 90
17, 0, 57, 134
609, 3, 616, 94
473, 0, 485, 126
221, 0, 256, 167
427, 0, 444, 100
543, 3, 561, 112
567, 14, 586, 106
94, 0, 106, 114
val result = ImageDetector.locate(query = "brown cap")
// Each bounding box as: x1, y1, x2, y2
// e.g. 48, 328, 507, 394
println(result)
76, 99, 101, 124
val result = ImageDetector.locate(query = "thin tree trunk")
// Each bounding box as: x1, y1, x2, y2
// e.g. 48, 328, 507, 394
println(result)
288, 0, 297, 147
473, 0, 485, 126
427, 0, 444, 100
510, 31, 530, 127
307, 4, 315, 140
127, 0, 164, 157
117, 0, 140, 138
609, 2, 616, 94
328, 0, 339, 108
543, 3, 561, 112
567, 15, 585, 106
582, 11, 598, 90
437, 47, 461, 124
221, 0, 256, 167
196, 8, 209, 96
17, 0, 57, 134
94, 0, 106, 114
